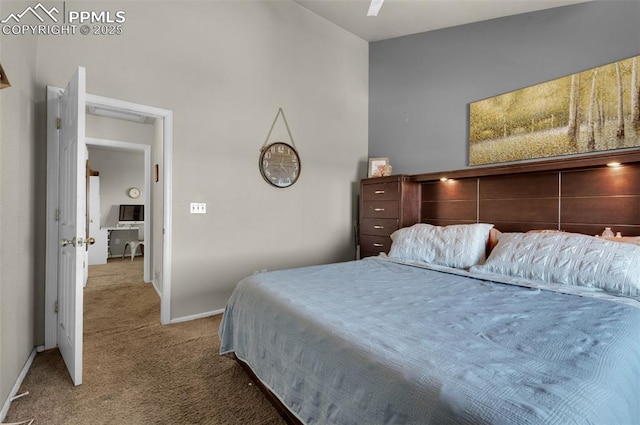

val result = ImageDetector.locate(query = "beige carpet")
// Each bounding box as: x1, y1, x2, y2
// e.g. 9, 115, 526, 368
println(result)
5, 257, 285, 425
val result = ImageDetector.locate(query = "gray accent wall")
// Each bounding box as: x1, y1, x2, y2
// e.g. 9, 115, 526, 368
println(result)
369, 1, 640, 175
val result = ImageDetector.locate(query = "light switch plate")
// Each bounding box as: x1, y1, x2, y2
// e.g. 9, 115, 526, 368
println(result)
190, 202, 206, 214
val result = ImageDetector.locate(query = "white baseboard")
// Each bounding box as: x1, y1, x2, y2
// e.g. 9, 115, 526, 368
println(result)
170, 308, 224, 324
0, 347, 36, 422
150, 279, 161, 298
148, 280, 221, 324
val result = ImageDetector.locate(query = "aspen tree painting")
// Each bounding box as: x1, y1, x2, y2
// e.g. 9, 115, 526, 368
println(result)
469, 55, 640, 165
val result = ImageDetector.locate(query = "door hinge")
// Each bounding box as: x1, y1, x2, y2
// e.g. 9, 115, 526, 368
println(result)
56, 117, 61, 129
54, 300, 59, 313
55, 209, 60, 221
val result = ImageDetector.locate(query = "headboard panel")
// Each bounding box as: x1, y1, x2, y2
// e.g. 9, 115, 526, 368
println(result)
421, 179, 476, 226
414, 151, 640, 237
560, 165, 640, 236
479, 173, 559, 232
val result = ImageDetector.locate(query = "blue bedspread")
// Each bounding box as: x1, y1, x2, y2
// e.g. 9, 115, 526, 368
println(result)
219, 258, 640, 425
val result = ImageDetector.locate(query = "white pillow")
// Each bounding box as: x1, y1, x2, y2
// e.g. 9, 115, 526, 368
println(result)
471, 232, 640, 297
388, 223, 494, 269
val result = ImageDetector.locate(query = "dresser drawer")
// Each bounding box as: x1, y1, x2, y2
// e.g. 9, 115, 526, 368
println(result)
362, 201, 399, 218
360, 218, 399, 237
359, 175, 420, 259
362, 182, 400, 201
359, 234, 392, 255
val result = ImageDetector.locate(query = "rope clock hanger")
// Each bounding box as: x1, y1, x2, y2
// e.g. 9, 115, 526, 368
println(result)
259, 108, 301, 188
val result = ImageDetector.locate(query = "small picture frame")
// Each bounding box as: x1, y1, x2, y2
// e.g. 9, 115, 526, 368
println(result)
368, 157, 391, 178
0, 63, 10, 90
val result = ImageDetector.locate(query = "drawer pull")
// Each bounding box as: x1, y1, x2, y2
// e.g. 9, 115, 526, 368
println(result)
373, 225, 384, 229
374, 190, 385, 194
373, 243, 384, 247
374, 208, 385, 212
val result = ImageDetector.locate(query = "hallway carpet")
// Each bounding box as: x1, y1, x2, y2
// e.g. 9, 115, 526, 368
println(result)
4, 258, 285, 425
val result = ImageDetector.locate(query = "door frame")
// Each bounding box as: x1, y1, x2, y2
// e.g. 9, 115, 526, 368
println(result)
86, 138, 151, 283
45, 88, 174, 350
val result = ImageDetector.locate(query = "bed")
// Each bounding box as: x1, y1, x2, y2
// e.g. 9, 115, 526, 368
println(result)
219, 153, 640, 425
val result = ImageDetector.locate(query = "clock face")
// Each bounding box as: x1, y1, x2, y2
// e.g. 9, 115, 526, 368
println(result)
128, 187, 140, 199
259, 142, 301, 188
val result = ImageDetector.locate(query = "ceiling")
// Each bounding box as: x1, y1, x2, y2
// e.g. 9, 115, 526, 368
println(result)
292, 0, 592, 42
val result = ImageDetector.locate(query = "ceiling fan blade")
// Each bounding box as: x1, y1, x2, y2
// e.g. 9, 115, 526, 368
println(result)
367, 0, 385, 16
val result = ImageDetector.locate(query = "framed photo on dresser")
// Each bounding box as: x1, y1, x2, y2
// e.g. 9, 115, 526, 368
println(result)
368, 157, 390, 177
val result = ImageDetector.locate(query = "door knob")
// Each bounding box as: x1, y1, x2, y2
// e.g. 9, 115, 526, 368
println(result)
87, 237, 96, 245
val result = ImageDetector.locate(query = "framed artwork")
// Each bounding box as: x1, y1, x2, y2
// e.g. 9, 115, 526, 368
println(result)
368, 157, 391, 177
0, 63, 10, 89
469, 55, 640, 165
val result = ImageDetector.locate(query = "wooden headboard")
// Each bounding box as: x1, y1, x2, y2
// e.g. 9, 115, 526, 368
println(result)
413, 150, 640, 237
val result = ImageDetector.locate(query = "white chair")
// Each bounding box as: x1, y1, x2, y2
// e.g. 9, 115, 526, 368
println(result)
123, 240, 144, 261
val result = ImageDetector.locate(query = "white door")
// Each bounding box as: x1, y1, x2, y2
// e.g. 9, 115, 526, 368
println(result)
57, 67, 86, 386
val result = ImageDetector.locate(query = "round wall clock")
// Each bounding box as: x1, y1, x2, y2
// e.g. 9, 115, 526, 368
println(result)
259, 142, 301, 188
127, 187, 141, 199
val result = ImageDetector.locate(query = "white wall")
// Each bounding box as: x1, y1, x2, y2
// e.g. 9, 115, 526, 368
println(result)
87, 147, 145, 256
33, 1, 369, 319
87, 113, 155, 144
87, 147, 145, 228
152, 119, 164, 292
0, 0, 41, 413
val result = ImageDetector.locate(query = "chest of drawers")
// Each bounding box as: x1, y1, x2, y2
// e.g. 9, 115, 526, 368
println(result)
359, 175, 420, 258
